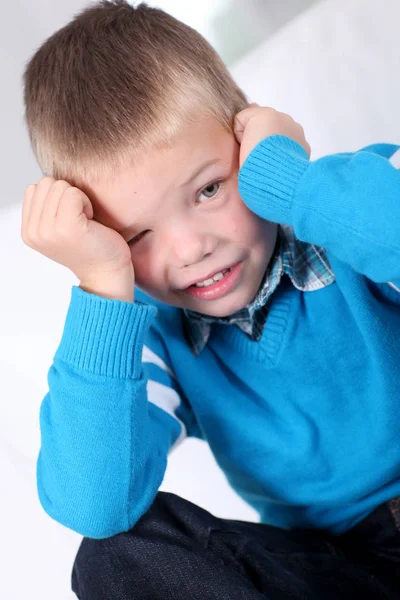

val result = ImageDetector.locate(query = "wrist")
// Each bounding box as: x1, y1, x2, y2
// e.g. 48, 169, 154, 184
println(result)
79, 268, 135, 303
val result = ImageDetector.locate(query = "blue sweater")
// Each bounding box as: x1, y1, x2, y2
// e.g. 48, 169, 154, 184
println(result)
37, 136, 400, 539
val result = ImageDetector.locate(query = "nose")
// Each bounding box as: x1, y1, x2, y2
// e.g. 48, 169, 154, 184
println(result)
163, 219, 215, 268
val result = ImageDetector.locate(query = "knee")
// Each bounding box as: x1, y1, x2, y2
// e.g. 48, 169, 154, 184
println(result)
71, 492, 204, 597
72, 493, 164, 571
71, 522, 153, 599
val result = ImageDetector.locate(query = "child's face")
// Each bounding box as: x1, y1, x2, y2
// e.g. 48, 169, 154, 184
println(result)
85, 115, 277, 317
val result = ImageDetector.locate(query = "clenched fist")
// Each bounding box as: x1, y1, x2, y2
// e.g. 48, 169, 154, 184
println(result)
234, 105, 311, 167
21, 177, 135, 301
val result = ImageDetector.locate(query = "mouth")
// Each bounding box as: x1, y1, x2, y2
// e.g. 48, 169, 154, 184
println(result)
182, 264, 234, 289
181, 261, 244, 301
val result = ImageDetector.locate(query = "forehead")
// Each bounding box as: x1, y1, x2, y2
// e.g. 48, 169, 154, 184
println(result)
84, 116, 236, 230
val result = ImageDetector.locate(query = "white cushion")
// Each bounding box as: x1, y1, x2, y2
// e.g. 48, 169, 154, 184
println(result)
231, 0, 400, 158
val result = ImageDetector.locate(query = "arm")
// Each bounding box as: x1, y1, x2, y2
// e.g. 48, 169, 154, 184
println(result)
238, 135, 400, 288
37, 286, 198, 539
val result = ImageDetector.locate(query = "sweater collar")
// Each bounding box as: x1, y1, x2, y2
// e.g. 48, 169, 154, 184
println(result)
183, 225, 335, 356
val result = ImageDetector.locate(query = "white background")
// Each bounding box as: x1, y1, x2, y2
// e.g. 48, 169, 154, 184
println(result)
2, 0, 400, 598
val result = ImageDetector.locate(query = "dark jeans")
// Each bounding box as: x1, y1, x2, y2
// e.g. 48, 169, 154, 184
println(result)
71, 492, 400, 599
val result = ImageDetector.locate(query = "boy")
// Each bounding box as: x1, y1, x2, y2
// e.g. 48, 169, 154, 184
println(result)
21, 1, 400, 598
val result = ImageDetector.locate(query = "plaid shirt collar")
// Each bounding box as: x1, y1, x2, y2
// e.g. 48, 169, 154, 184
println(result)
182, 224, 336, 356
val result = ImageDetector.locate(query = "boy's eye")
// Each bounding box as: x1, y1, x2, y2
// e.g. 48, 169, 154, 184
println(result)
127, 230, 150, 245
198, 182, 220, 202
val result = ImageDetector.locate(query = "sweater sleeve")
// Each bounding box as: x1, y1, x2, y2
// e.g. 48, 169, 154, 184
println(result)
238, 135, 400, 289
37, 285, 198, 539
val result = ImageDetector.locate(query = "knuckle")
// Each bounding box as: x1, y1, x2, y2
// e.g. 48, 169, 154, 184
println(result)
39, 176, 55, 187
23, 184, 36, 203
63, 186, 82, 199
61, 186, 87, 209
24, 183, 36, 194
50, 180, 71, 200
52, 179, 70, 190
268, 108, 279, 119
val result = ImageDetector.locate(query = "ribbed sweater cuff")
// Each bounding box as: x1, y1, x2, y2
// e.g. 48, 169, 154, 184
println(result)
54, 285, 157, 379
238, 135, 310, 225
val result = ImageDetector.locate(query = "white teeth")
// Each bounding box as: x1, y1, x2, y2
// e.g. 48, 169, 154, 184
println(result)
195, 268, 230, 287
212, 272, 224, 282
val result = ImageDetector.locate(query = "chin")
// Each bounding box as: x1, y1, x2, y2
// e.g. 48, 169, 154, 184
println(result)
192, 293, 250, 318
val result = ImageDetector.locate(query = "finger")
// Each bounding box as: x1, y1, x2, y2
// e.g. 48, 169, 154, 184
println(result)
28, 177, 55, 238
233, 115, 245, 135
234, 107, 254, 129
233, 106, 257, 143
56, 186, 92, 232
39, 180, 71, 237
21, 184, 36, 241
233, 116, 245, 143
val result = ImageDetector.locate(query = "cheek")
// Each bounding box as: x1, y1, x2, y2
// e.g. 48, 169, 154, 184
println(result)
220, 194, 266, 244
131, 251, 161, 293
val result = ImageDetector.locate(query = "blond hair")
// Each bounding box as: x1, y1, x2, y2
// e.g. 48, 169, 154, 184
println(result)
23, 0, 248, 187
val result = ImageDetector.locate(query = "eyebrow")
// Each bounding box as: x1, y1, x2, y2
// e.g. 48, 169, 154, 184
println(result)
180, 158, 221, 188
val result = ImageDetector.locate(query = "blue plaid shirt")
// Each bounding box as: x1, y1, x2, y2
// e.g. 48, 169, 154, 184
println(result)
183, 224, 336, 355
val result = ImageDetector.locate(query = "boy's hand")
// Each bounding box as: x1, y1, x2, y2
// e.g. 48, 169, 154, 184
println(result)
21, 177, 135, 301
233, 105, 311, 168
